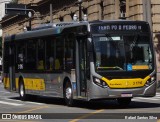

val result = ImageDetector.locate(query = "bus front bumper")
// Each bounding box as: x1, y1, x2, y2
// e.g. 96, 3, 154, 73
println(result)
88, 81, 156, 100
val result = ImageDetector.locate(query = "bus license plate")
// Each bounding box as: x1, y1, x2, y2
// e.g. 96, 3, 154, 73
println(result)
121, 93, 132, 97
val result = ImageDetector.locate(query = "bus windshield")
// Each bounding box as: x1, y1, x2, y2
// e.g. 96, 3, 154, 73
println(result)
93, 34, 153, 71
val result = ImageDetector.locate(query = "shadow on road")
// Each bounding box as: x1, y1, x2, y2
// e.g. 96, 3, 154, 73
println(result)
8, 96, 160, 110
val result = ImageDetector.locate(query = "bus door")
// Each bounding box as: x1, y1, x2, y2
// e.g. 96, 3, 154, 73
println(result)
76, 38, 87, 97
9, 43, 16, 91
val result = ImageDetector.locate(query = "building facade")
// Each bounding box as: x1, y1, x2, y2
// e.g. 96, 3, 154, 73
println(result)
0, 0, 12, 36
1, 0, 160, 82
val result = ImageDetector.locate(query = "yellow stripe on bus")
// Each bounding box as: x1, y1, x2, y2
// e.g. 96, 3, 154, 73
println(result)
102, 76, 150, 88
3, 77, 45, 91
132, 65, 149, 70
21, 78, 46, 91
24, 78, 45, 90
3, 77, 10, 88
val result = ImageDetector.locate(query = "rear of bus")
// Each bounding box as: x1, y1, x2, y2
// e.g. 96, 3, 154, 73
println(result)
88, 21, 156, 105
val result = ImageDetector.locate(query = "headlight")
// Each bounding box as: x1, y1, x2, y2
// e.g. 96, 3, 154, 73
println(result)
145, 76, 156, 86
93, 77, 108, 88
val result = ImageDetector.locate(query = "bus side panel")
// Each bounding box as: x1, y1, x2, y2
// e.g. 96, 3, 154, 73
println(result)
15, 72, 65, 98
15, 73, 46, 95
44, 73, 64, 97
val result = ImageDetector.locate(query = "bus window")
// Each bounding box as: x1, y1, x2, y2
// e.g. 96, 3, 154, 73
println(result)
46, 37, 55, 70
46, 36, 64, 71
26, 40, 36, 70
37, 39, 45, 70
65, 33, 75, 71
3, 43, 9, 73
16, 42, 26, 70
55, 37, 64, 70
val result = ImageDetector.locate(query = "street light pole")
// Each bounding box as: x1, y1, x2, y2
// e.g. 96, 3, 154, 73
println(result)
119, 0, 126, 19
28, 11, 32, 30
78, 0, 82, 21
142, 0, 152, 30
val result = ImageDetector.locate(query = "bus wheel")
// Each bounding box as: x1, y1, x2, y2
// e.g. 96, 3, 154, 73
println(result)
19, 81, 27, 101
117, 98, 131, 106
64, 82, 74, 107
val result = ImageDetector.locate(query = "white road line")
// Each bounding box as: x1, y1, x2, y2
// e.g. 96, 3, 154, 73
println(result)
0, 91, 11, 93
133, 97, 159, 101
3, 98, 22, 102
0, 101, 23, 106
4, 98, 43, 105
24, 101, 44, 105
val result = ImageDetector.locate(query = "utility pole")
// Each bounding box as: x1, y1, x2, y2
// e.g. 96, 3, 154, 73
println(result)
143, 0, 152, 30
50, 4, 53, 23
119, 0, 126, 19
78, 0, 82, 21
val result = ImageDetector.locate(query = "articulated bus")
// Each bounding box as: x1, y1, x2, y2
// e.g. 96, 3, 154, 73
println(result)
3, 20, 156, 106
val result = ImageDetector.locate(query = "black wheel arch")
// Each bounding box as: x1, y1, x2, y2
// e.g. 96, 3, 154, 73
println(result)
63, 77, 72, 96
18, 76, 24, 90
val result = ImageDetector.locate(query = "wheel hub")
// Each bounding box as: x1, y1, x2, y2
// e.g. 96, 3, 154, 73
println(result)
20, 84, 24, 97
66, 87, 72, 99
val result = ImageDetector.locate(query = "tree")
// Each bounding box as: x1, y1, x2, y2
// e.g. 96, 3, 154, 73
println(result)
11, 0, 18, 3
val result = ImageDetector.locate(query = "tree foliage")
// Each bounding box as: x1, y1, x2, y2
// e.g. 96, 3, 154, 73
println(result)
11, 0, 18, 3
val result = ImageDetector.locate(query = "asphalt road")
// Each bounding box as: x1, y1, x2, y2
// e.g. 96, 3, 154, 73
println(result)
0, 83, 160, 122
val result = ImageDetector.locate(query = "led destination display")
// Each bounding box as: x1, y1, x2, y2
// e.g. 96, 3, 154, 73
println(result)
91, 22, 149, 33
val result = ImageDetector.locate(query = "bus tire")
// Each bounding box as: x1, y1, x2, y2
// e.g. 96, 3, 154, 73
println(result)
19, 81, 27, 101
64, 81, 74, 107
117, 98, 131, 106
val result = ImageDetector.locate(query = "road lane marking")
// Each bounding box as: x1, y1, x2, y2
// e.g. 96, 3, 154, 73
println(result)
4, 98, 24, 102
17, 105, 48, 113
69, 109, 104, 122
133, 97, 159, 101
152, 96, 160, 98
0, 91, 11, 93
24, 101, 44, 105
4, 98, 44, 105
0, 101, 23, 106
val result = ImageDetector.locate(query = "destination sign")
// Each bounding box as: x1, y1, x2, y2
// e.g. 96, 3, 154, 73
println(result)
91, 23, 149, 33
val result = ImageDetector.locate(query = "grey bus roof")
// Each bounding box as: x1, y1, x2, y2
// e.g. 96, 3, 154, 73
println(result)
4, 20, 148, 42
4, 21, 88, 42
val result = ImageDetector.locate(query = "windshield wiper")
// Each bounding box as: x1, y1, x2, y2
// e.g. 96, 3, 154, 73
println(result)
97, 66, 123, 70
130, 34, 139, 51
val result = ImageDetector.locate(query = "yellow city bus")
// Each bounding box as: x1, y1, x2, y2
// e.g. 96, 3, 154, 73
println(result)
3, 20, 156, 106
